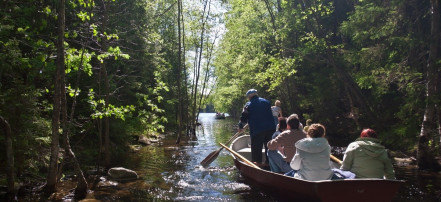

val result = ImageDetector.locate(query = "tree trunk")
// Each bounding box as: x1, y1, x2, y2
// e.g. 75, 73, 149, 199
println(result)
438, 107, 441, 155
344, 85, 361, 130
176, 0, 183, 144
45, 0, 64, 193
0, 116, 15, 193
190, 46, 199, 133
60, 125, 89, 199
181, 0, 190, 137
97, 60, 103, 172
60, 102, 89, 199
197, 34, 217, 120
193, 0, 211, 127
417, 0, 441, 171
61, 133, 89, 199
60, 48, 88, 199
438, 54, 441, 155
277, 0, 282, 13
262, 0, 276, 31
99, 0, 111, 169
103, 66, 110, 170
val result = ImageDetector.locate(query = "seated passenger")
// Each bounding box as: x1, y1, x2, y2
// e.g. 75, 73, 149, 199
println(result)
267, 115, 306, 173
340, 128, 395, 179
303, 119, 312, 132
272, 117, 287, 139
290, 114, 304, 130
290, 123, 333, 181
268, 117, 287, 172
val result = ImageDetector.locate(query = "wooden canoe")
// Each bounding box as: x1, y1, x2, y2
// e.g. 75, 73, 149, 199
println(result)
229, 135, 405, 202
215, 113, 225, 119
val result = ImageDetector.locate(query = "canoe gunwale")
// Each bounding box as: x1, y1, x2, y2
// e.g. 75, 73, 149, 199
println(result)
229, 135, 405, 201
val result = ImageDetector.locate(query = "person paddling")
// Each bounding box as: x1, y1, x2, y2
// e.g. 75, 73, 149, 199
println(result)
238, 89, 276, 166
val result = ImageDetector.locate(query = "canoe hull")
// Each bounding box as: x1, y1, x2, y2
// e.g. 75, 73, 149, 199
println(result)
231, 135, 404, 202
215, 113, 226, 119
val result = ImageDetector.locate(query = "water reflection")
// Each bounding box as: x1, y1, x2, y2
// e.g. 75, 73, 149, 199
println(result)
91, 113, 274, 201
92, 113, 440, 202
394, 166, 441, 201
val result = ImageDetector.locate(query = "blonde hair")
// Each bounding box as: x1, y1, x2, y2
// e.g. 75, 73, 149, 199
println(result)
275, 100, 281, 107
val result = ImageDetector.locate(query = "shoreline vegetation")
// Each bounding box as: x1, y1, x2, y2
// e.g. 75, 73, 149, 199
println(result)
1, 0, 441, 200
1, 124, 438, 201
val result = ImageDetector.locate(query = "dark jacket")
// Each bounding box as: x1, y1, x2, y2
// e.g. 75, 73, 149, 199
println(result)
239, 96, 276, 136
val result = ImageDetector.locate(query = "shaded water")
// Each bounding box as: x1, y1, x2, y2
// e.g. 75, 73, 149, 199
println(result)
90, 113, 440, 201
394, 166, 441, 201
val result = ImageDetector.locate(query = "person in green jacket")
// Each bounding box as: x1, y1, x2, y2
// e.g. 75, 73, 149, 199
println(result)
340, 128, 395, 179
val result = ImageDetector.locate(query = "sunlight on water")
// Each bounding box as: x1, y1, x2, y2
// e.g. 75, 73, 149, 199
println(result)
393, 166, 441, 201
89, 113, 440, 202
90, 113, 274, 201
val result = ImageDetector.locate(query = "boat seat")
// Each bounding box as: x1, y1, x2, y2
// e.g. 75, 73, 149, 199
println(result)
236, 148, 266, 162
231, 135, 266, 163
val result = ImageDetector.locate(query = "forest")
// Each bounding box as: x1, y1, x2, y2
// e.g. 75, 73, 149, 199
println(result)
0, 0, 440, 200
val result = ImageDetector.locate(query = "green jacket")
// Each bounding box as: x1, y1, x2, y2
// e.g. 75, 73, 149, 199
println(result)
341, 137, 395, 179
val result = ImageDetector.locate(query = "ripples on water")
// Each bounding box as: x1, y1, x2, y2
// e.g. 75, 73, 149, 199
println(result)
92, 113, 440, 201
393, 166, 441, 201
90, 113, 275, 201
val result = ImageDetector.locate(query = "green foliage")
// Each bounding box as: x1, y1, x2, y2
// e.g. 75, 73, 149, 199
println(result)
0, 0, 186, 178
87, 89, 135, 120
97, 46, 130, 63
213, 0, 435, 152
0, 0, 437, 182
256, 55, 298, 91
0, 0, 56, 175
65, 48, 94, 76
338, 0, 429, 147
134, 71, 169, 134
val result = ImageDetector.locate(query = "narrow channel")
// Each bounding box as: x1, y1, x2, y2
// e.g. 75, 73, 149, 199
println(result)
90, 113, 274, 201
91, 113, 440, 201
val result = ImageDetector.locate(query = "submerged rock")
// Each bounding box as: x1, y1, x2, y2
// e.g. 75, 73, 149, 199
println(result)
108, 167, 138, 180
96, 180, 118, 188
138, 136, 151, 145
394, 157, 417, 166
129, 145, 142, 152
164, 146, 179, 151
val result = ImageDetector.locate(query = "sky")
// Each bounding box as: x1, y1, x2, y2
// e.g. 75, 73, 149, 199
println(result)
183, 0, 228, 96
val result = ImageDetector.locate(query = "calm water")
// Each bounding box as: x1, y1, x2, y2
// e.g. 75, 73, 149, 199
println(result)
90, 113, 440, 201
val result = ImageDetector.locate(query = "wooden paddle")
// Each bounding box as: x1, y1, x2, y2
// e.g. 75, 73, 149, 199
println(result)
200, 124, 248, 167
219, 143, 261, 169
330, 154, 343, 165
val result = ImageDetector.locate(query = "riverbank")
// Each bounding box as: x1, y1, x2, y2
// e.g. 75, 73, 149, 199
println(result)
2, 113, 441, 201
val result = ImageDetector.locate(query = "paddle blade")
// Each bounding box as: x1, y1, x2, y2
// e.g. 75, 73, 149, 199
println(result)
200, 149, 221, 167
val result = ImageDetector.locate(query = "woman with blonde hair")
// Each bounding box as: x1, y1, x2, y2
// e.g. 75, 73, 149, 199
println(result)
271, 100, 283, 126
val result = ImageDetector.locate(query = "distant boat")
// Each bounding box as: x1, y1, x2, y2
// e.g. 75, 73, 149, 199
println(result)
215, 113, 225, 119
228, 135, 405, 201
